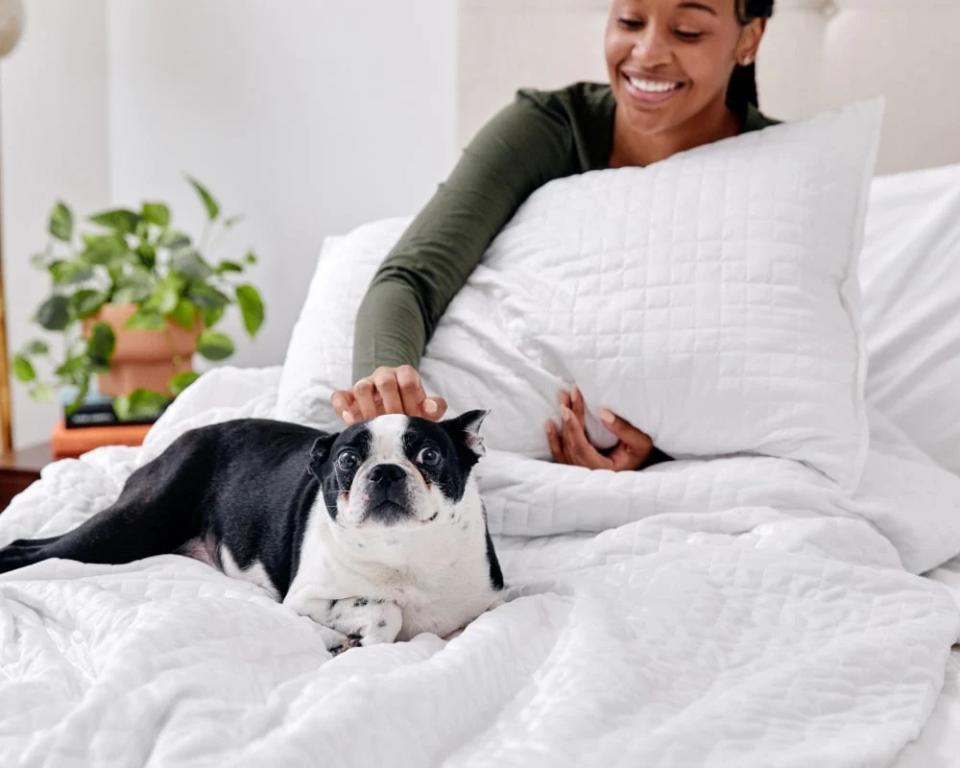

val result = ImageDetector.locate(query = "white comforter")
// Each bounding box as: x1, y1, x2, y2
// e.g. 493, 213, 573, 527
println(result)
1, 366, 959, 767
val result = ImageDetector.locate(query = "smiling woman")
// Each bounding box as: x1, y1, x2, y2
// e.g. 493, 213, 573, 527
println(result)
607, 0, 773, 166
336, 0, 779, 472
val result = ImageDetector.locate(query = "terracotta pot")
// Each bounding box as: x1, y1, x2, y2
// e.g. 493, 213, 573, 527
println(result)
85, 303, 202, 397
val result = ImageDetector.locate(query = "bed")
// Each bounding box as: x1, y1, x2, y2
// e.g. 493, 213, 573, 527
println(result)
3, 2, 960, 766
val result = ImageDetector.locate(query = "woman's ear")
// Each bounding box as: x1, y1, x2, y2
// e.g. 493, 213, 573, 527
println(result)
736, 17, 766, 65
308, 432, 338, 479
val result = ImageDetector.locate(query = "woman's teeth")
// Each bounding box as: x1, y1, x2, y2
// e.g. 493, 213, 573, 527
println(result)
628, 77, 681, 93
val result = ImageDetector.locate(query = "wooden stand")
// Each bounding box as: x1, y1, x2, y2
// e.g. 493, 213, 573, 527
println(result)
0, 442, 52, 511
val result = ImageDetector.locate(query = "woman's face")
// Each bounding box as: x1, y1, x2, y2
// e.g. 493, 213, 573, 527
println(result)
605, 0, 765, 135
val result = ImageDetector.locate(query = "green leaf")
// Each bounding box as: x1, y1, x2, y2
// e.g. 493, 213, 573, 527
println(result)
169, 371, 200, 397
125, 309, 166, 330
29, 382, 54, 402
31, 252, 51, 270
223, 214, 244, 229
111, 287, 137, 305
49, 260, 95, 285
202, 305, 224, 328
72, 289, 108, 319
54, 354, 89, 387
235, 284, 264, 336
145, 277, 181, 315
114, 389, 169, 421
216, 260, 243, 274
185, 175, 219, 220
89, 208, 141, 235
141, 202, 170, 227
65, 375, 91, 415
136, 242, 157, 270
83, 233, 129, 265
86, 322, 116, 367
157, 229, 191, 249
171, 249, 213, 280
168, 298, 196, 330
187, 282, 230, 310
35, 296, 71, 331
48, 201, 73, 242
244, 250, 257, 265
111, 268, 153, 305
12, 355, 36, 382
196, 329, 234, 361
25, 340, 49, 356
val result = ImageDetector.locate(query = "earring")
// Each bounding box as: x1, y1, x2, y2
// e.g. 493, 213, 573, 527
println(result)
740, 55, 754, 66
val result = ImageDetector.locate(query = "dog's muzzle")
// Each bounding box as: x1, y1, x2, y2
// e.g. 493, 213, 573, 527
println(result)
365, 463, 410, 524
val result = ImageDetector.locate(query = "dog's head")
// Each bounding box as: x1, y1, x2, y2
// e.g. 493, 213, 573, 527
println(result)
308, 410, 489, 538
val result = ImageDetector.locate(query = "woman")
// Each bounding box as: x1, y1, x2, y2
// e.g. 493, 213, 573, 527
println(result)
331, 0, 776, 471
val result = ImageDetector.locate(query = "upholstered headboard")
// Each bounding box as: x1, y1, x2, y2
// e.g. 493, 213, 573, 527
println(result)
457, 0, 960, 173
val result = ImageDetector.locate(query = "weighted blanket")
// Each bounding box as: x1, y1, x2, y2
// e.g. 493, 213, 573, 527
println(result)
1, 366, 959, 767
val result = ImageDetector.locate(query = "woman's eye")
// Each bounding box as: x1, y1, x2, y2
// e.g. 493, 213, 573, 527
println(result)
674, 29, 703, 41
618, 17, 643, 30
337, 452, 359, 471
418, 447, 441, 467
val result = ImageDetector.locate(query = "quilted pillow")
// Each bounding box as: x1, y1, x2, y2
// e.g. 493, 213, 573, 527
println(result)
278, 100, 883, 492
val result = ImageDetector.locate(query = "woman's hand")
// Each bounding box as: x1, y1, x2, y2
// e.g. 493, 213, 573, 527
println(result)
545, 386, 655, 471
331, 365, 449, 425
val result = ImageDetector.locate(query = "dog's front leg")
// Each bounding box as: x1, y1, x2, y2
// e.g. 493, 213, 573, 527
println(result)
326, 597, 404, 651
292, 596, 403, 654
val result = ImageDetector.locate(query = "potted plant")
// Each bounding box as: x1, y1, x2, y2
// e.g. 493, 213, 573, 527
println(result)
12, 176, 265, 422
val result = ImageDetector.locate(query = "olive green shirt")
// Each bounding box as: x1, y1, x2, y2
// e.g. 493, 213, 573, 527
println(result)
352, 82, 778, 381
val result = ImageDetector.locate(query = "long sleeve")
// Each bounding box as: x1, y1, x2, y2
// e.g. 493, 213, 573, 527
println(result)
351, 88, 595, 382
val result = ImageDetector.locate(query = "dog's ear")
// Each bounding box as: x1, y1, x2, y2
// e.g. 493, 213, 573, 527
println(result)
308, 432, 338, 479
440, 409, 490, 459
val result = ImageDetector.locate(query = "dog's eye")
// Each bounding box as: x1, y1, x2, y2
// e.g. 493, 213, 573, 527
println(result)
417, 447, 441, 467
336, 451, 359, 471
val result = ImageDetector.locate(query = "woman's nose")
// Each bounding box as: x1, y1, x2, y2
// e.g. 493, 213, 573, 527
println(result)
630, 27, 673, 67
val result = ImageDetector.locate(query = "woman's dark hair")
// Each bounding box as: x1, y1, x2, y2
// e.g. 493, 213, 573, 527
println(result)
726, 0, 775, 115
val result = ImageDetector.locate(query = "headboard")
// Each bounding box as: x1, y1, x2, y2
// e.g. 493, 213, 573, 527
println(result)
457, 0, 960, 174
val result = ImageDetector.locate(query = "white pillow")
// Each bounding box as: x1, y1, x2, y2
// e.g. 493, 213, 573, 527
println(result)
278, 100, 883, 492
860, 162, 960, 477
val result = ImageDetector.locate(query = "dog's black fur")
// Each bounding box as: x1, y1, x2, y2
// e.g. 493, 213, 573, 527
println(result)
0, 420, 323, 591
0, 416, 504, 598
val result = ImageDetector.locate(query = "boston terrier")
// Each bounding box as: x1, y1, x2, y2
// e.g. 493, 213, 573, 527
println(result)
0, 410, 504, 653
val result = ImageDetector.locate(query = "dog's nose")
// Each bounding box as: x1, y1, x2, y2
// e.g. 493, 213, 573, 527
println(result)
368, 463, 405, 487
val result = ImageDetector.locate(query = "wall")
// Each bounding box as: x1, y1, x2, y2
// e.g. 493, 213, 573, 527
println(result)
0, 0, 111, 448
1, 0, 458, 448
106, 0, 458, 370
457, 0, 608, 147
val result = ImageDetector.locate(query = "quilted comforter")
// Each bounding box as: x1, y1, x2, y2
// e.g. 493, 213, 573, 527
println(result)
2, 366, 959, 767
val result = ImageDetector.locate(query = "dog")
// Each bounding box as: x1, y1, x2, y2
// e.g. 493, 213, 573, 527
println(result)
0, 410, 504, 653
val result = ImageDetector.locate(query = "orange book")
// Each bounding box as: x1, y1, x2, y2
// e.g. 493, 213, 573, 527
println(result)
51, 421, 151, 459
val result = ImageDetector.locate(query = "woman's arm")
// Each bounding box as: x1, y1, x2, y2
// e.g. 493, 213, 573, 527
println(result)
351, 90, 580, 382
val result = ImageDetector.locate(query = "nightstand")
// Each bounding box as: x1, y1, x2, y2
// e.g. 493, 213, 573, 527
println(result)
0, 443, 52, 512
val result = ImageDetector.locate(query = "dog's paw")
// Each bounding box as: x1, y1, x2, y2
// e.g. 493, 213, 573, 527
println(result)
327, 632, 364, 657
290, 595, 404, 651
327, 597, 403, 647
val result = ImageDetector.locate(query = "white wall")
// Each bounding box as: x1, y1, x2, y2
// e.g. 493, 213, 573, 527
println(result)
1, 0, 458, 448
1, 0, 111, 448
106, 0, 458, 371
457, 0, 608, 147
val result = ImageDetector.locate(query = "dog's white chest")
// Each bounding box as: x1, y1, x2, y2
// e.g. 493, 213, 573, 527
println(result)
284, 501, 498, 641
394, 581, 499, 640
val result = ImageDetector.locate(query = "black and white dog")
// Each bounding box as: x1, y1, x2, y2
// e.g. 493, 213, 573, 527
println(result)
0, 410, 504, 653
